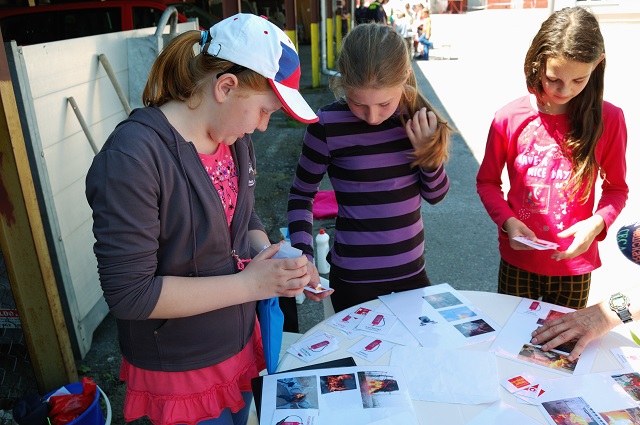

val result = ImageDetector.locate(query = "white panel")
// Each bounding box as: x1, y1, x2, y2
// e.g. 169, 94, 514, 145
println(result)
44, 112, 124, 197
34, 73, 129, 150
65, 221, 102, 320
52, 179, 93, 241
20, 24, 193, 99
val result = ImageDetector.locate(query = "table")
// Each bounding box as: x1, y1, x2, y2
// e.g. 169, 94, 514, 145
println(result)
276, 291, 638, 425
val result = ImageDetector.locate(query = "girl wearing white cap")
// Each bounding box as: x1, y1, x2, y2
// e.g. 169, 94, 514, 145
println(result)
86, 14, 316, 425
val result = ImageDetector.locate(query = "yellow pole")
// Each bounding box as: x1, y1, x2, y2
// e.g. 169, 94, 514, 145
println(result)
336, 15, 343, 55
311, 22, 320, 87
326, 17, 334, 70
286, 29, 298, 50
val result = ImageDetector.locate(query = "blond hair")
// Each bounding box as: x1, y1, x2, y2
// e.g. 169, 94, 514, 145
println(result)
330, 23, 451, 169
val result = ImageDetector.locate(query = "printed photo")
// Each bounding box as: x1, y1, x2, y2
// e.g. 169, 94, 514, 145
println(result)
529, 335, 578, 355
358, 371, 404, 409
276, 376, 319, 409
423, 292, 462, 309
320, 373, 357, 394
454, 319, 495, 338
537, 309, 566, 325
599, 407, 640, 425
611, 372, 640, 402
542, 397, 606, 425
600, 407, 640, 425
517, 344, 577, 374
439, 305, 477, 322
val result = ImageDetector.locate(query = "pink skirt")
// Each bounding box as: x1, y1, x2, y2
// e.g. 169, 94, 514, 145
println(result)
120, 319, 265, 425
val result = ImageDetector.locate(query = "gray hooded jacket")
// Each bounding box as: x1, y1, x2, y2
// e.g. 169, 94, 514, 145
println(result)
86, 106, 264, 372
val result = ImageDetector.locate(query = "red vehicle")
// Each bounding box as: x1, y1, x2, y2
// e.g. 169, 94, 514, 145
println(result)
0, 0, 216, 46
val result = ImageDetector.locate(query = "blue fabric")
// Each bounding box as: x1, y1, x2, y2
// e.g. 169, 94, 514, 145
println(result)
617, 222, 640, 266
258, 297, 284, 374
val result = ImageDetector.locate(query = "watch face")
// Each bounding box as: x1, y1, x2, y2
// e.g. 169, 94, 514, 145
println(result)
610, 294, 629, 310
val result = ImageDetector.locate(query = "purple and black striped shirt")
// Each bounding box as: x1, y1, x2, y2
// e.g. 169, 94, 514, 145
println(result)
287, 101, 450, 284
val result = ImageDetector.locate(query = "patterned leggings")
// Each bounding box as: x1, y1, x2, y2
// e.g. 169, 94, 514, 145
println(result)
498, 259, 591, 309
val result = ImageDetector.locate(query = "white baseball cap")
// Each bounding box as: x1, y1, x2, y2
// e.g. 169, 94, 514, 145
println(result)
200, 14, 318, 124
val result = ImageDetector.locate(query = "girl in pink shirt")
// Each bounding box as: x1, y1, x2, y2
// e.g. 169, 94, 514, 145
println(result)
476, 7, 628, 309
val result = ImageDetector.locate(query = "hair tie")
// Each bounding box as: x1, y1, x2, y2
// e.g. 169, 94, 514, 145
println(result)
199, 30, 212, 53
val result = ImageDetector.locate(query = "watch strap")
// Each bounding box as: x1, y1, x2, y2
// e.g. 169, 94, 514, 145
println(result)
617, 308, 633, 324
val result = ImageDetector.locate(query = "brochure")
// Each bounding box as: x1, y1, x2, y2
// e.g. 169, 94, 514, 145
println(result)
379, 283, 501, 348
259, 365, 418, 425
489, 298, 599, 375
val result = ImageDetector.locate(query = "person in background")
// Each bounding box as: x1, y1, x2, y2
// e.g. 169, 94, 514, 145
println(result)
287, 23, 452, 313
532, 222, 640, 361
394, 11, 413, 54
86, 14, 316, 425
414, 8, 433, 60
366, 0, 388, 24
355, 0, 370, 25
476, 7, 628, 310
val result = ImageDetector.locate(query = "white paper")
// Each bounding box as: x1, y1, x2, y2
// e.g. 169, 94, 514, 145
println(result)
379, 283, 501, 348
390, 346, 500, 404
260, 366, 419, 425
611, 346, 640, 372
465, 401, 543, 425
489, 298, 599, 376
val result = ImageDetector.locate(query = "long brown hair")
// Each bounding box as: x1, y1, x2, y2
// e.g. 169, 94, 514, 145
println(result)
524, 7, 605, 203
142, 30, 270, 108
330, 22, 451, 170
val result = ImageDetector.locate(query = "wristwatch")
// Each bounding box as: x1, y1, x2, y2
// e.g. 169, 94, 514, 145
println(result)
609, 292, 633, 324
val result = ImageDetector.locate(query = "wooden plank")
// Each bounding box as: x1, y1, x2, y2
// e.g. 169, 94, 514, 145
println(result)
0, 36, 77, 392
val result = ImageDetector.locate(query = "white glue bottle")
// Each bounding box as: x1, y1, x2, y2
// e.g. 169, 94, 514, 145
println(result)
315, 228, 331, 274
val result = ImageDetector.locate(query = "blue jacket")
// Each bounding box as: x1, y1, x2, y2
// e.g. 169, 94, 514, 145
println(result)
86, 106, 264, 371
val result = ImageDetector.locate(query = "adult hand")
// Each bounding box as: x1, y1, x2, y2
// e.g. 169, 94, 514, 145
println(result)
303, 259, 334, 302
405, 107, 437, 151
530, 302, 620, 361
247, 244, 310, 298
503, 217, 537, 250
551, 215, 604, 261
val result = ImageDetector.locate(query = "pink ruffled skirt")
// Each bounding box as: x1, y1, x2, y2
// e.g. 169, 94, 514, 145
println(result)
120, 320, 265, 425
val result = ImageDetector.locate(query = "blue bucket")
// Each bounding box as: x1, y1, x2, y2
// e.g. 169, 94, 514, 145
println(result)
46, 382, 111, 425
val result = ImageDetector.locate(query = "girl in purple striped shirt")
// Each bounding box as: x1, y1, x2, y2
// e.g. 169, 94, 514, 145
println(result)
287, 23, 452, 312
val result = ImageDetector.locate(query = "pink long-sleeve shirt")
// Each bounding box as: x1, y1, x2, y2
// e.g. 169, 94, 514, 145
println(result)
477, 95, 628, 276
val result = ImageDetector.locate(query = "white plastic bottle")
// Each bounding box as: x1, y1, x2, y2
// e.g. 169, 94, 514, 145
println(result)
315, 228, 331, 274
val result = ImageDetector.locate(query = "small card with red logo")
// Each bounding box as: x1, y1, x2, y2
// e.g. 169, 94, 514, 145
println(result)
304, 277, 332, 294
500, 373, 538, 393
355, 310, 398, 335
329, 305, 372, 332
347, 336, 395, 362
513, 236, 559, 250
287, 331, 342, 362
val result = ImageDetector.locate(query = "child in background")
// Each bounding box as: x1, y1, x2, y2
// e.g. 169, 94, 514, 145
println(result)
86, 14, 316, 425
476, 7, 628, 309
288, 23, 452, 313
415, 8, 433, 60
